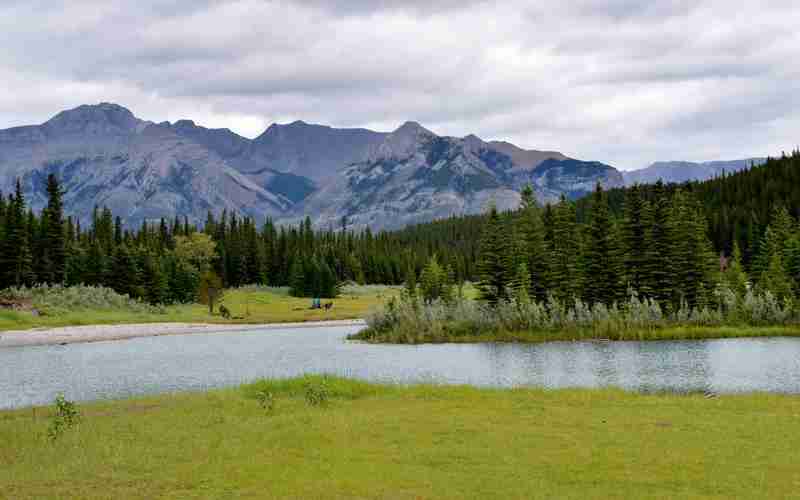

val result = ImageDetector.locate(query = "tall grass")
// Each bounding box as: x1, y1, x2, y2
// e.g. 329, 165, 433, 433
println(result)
352, 286, 800, 343
0, 284, 165, 316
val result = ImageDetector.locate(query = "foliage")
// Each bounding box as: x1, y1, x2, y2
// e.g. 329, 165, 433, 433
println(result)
0, 284, 164, 315
305, 379, 330, 407
254, 388, 276, 414
355, 287, 799, 344
47, 395, 81, 441
198, 271, 224, 314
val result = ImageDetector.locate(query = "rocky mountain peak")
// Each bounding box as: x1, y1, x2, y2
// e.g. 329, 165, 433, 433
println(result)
43, 102, 142, 136
368, 121, 436, 161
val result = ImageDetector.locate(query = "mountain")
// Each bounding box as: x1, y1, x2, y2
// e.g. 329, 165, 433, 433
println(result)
298, 122, 623, 229
0, 103, 624, 229
623, 158, 766, 185
0, 103, 291, 226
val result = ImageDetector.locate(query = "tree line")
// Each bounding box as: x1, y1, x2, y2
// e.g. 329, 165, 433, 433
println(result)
0, 175, 481, 302
468, 180, 799, 311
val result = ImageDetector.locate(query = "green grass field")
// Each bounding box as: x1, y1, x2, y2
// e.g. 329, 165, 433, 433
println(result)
1, 376, 798, 499
0, 285, 399, 332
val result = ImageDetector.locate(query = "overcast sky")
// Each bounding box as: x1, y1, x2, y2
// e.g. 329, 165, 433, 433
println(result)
1, 0, 798, 170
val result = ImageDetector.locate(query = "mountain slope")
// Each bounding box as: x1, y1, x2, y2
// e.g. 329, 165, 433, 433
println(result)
0, 104, 291, 226
298, 122, 623, 229
623, 158, 766, 185
0, 103, 624, 229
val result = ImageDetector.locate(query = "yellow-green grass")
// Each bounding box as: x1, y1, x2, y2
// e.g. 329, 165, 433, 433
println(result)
354, 324, 800, 344
2, 375, 799, 499
0, 286, 399, 332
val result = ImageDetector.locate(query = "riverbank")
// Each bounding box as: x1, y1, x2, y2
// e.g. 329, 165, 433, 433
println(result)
0, 319, 366, 348
2, 375, 798, 499
0, 285, 394, 335
351, 324, 800, 344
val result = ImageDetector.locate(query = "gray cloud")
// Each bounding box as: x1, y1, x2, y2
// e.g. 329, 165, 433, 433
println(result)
0, 0, 798, 169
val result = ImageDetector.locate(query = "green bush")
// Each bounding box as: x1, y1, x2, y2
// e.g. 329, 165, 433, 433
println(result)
47, 395, 81, 441
254, 388, 276, 414
354, 285, 799, 344
305, 380, 330, 407
0, 284, 165, 316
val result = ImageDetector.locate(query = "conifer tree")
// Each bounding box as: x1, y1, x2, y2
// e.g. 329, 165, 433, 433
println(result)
43, 174, 66, 283
512, 262, 532, 305
548, 196, 580, 303
518, 186, 548, 301
759, 252, 795, 301
621, 184, 646, 291
476, 204, 509, 305
584, 184, 623, 305
723, 241, 750, 297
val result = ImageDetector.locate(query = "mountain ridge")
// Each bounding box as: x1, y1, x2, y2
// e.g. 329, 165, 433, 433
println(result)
0, 102, 623, 229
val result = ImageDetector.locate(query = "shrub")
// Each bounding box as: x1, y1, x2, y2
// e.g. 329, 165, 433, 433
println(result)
353, 287, 800, 343
48, 395, 81, 441
305, 380, 330, 407
255, 388, 276, 414
0, 284, 165, 316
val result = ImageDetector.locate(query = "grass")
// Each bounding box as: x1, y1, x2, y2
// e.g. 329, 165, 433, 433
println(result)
1, 375, 799, 499
0, 285, 399, 332
352, 324, 800, 344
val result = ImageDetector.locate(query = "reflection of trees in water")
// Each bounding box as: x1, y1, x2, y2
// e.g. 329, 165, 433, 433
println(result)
473, 339, 718, 392
629, 341, 712, 394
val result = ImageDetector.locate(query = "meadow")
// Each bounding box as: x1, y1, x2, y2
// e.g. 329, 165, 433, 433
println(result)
1, 375, 798, 499
0, 284, 398, 332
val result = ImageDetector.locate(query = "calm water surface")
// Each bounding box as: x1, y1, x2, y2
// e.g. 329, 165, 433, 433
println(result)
2, 326, 800, 409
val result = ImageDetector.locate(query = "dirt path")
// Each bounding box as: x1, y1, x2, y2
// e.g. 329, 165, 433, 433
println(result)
0, 319, 366, 348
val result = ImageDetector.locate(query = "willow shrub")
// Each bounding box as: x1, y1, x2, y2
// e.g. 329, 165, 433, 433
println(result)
355, 284, 799, 343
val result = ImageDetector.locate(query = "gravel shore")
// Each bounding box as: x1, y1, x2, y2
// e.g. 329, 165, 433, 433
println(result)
0, 319, 366, 348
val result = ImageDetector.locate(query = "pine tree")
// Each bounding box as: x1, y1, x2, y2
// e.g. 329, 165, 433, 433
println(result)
476, 204, 508, 305
288, 257, 306, 297
759, 252, 795, 301
43, 174, 66, 283
621, 184, 646, 291
110, 245, 141, 297
641, 182, 672, 308
723, 241, 750, 297
518, 190, 548, 301
548, 196, 580, 303
0, 181, 34, 288
512, 262, 532, 305
584, 184, 623, 305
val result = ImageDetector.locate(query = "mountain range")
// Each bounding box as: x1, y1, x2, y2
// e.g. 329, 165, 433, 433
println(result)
622, 158, 766, 185
0, 103, 624, 229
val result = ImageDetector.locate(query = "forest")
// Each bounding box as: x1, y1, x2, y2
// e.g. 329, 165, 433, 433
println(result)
0, 151, 799, 310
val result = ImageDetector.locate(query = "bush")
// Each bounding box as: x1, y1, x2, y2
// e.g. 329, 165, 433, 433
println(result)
255, 388, 276, 414
305, 380, 330, 407
0, 284, 165, 316
48, 395, 81, 441
354, 287, 799, 343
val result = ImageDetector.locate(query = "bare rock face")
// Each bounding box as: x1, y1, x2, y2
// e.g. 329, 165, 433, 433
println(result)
0, 103, 625, 230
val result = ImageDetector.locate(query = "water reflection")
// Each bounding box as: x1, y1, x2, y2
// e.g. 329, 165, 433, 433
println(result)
1, 327, 799, 409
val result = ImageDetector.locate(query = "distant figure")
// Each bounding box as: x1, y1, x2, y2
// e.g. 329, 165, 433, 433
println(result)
324, 302, 333, 311
219, 305, 231, 319
311, 298, 321, 309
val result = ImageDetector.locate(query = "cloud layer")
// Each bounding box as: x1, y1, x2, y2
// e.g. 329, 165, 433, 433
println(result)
1, 0, 798, 169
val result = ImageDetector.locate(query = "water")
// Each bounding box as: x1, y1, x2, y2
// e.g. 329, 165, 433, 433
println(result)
2, 326, 800, 409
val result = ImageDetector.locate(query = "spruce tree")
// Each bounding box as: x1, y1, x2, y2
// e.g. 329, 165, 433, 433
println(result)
476, 204, 508, 305
43, 174, 66, 283
548, 196, 580, 303
518, 189, 548, 301
584, 184, 623, 305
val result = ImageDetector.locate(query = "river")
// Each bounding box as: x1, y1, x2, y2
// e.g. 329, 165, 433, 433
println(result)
2, 325, 800, 409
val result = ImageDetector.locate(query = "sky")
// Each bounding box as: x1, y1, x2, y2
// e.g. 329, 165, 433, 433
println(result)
1, 0, 798, 170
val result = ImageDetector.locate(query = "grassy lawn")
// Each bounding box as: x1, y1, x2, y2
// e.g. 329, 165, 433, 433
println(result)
1, 376, 798, 499
0, 285, 398, 332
